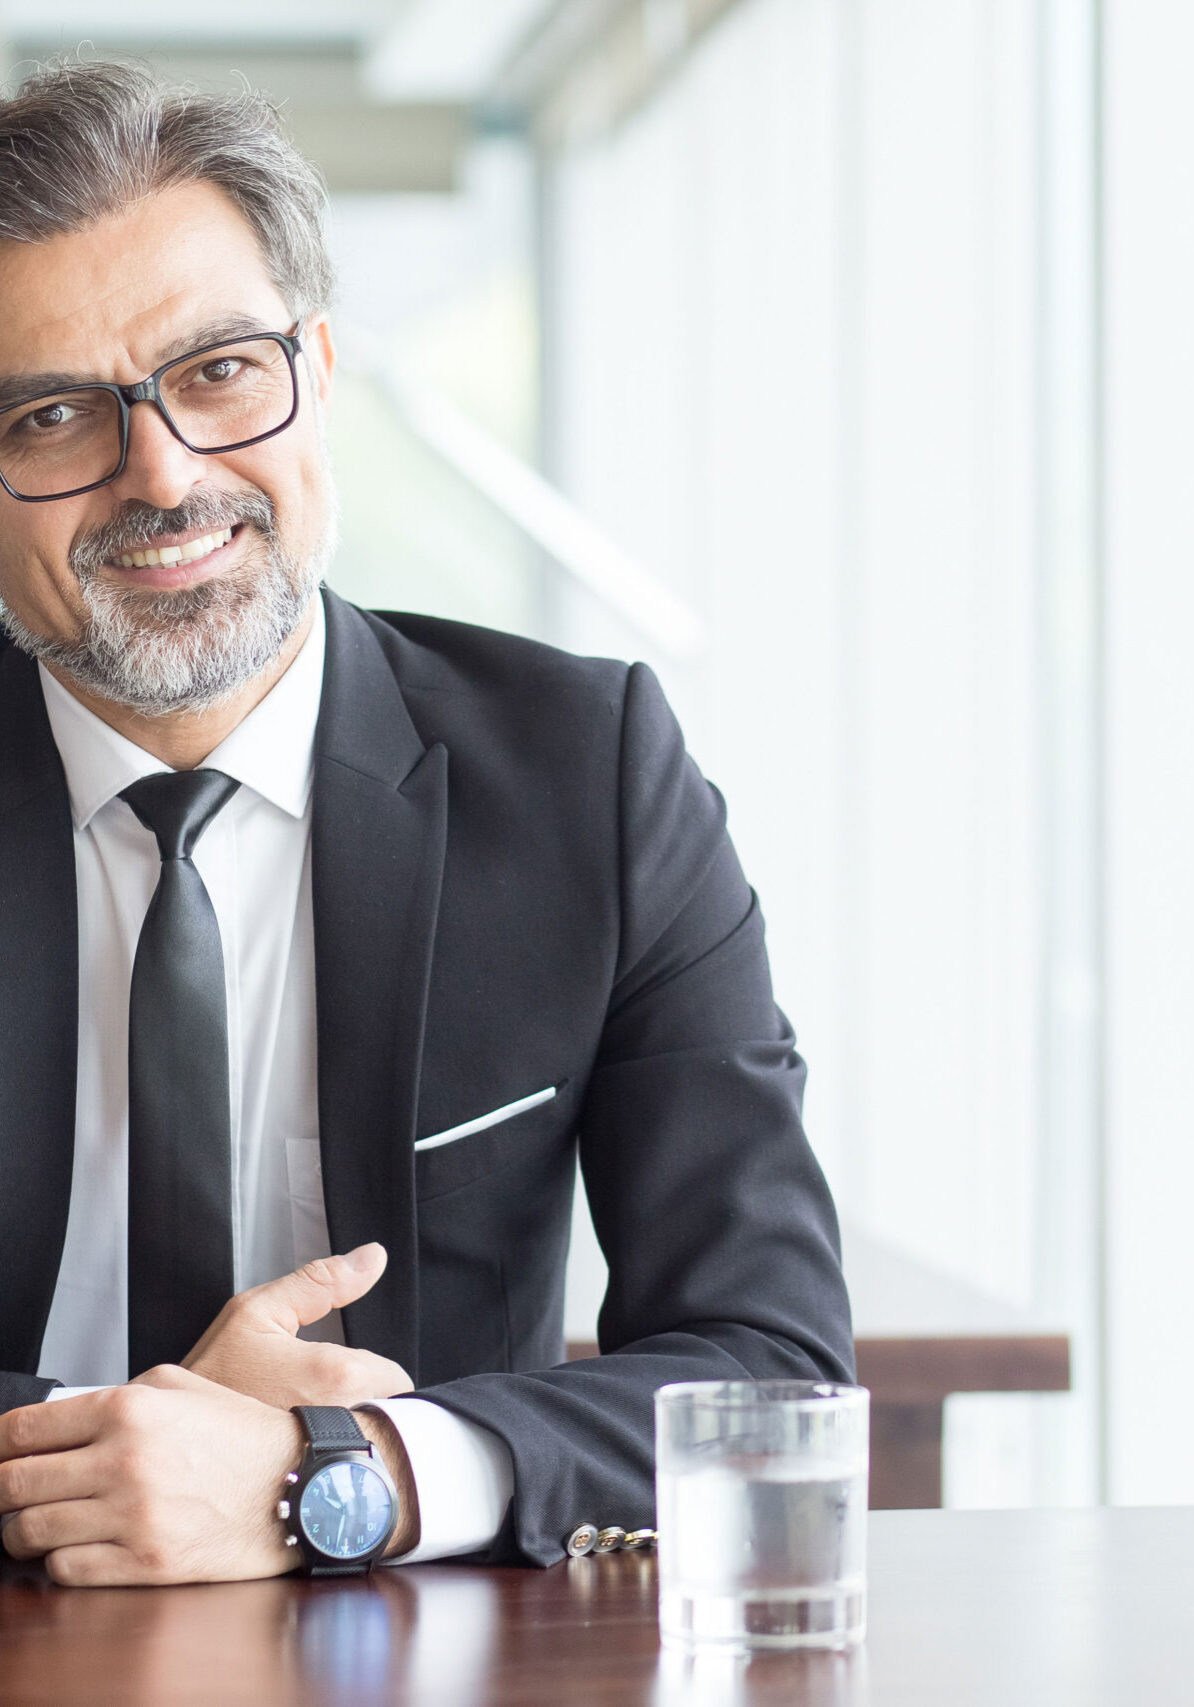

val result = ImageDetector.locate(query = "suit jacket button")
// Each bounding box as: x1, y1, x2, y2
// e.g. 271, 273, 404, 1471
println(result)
566, 1523, 598, 1556
621, 1529, 656, 1550
595, 1526, 625, 1553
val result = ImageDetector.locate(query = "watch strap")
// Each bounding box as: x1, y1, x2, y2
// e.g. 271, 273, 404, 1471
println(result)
292, 1404, 371, 1455
307, 1556, 373, 1579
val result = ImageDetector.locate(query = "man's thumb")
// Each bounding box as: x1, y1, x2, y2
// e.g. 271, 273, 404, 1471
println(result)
261, 1243, 389, 1331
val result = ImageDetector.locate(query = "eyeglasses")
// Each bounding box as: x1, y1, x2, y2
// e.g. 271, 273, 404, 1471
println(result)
0, 327, 305, 503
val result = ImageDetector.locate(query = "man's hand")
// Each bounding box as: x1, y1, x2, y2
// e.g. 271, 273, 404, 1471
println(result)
0, 1251, 422, 1586
0, 1367, 303, 1586
176, 1243, 413, 1411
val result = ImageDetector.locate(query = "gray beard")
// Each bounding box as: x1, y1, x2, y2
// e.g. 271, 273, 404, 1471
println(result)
0, 485, 335, 718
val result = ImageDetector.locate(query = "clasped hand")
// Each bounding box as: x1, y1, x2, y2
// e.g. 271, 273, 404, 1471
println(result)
180, 1241, 412, 1411
0, 1244, 414, 1585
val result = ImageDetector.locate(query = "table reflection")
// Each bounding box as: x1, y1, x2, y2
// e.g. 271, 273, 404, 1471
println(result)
209, 1567, 498, 1706
0, 1560, 503, 1707
653, 1645, 870, 1707
377, 1569, 498, 1702
0, 1548, 870, 1705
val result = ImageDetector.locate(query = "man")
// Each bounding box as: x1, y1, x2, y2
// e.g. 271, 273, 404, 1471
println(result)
0, 61, 853, 1586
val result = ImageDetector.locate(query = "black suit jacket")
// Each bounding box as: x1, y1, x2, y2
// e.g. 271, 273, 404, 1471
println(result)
0, 589, 854, 1564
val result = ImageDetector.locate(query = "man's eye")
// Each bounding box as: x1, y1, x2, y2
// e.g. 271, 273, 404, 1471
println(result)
17, 401, 78, 434
198, 358, 240, 383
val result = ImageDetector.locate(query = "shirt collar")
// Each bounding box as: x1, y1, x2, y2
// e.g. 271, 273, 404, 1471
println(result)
39, 593, 326, 831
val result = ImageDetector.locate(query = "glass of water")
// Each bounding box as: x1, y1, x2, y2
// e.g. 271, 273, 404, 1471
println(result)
655, 1380, 869, 1652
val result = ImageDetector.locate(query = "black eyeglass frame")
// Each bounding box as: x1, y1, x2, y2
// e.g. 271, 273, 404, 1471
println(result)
0, 325, 305, 503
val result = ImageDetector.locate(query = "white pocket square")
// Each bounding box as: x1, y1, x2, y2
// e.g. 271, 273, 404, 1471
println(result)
414, 1085, 558, 1152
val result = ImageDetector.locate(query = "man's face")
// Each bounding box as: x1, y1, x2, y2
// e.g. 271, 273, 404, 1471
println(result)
0, 179, 336, 714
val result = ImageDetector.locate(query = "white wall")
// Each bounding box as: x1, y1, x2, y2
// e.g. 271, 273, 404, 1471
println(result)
545, 0, 1102, 1506
1103, 0, 1194, 1504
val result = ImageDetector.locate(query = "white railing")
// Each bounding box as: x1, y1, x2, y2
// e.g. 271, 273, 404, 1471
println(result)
338, 322, 706, 660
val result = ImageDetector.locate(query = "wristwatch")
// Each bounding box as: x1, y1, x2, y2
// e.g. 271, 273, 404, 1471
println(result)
278, 1405, 400, 1575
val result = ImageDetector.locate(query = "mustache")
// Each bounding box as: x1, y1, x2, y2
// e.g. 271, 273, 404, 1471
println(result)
70, 487, 277, 579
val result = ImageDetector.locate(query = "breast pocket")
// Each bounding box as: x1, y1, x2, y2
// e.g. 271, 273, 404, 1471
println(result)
414, 1080, 570, 1201
414, 1078, 579, 1381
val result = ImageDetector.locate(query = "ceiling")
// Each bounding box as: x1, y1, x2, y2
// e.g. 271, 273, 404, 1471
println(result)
0, 0, 571, 190
0, 0, 737, 188
0, 0, 558, 98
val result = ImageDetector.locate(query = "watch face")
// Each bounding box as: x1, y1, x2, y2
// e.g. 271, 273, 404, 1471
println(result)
299, 1461, 395, 1560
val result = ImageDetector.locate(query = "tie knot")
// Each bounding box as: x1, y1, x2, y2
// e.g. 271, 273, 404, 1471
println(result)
121, 769, 241, 862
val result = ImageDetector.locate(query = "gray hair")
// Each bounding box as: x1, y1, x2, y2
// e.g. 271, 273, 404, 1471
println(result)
0, 59, 334, 316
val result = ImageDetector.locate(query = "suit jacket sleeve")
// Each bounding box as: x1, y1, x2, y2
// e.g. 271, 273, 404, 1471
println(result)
0, 1373, 61, 1411
413, 661, 855, 1566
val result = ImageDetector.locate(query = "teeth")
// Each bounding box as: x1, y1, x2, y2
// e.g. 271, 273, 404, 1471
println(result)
178, 534, 212, 563
116, 527, 233, 571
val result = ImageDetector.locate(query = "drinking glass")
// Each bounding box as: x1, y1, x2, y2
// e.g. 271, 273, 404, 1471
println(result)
655, 1380, 869, 1652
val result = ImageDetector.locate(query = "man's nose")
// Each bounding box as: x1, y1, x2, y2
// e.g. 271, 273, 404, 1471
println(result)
109, 400, 208, 512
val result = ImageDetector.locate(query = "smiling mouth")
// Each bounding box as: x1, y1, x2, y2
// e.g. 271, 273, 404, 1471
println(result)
111, 525, 236, 570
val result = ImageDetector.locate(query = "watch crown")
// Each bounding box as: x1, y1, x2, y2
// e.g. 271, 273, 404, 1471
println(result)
284, 1534, 299, 1548
277, 1500, 291, 1520
284, 1471, 299, 1485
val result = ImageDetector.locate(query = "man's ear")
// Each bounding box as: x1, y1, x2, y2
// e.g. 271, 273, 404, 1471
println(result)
302, 314, 336, 405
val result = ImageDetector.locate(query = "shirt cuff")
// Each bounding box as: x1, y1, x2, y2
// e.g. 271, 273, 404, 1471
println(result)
362, 1396, 513, 1564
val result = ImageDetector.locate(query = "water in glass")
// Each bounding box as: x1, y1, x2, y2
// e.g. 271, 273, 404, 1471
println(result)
657, 1452, 867, 1651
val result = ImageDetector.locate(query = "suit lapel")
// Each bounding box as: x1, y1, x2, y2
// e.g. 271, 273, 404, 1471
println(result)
311, 594, 447, 1382
0, 645, 78, 1375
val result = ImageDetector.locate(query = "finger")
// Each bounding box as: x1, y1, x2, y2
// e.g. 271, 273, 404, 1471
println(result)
247, 1244, 388, 1333
0, 1394, 105, 1462
44, 1543, 157, 1589
0, 1446, 98, 1514
2, 1498, 114, 1561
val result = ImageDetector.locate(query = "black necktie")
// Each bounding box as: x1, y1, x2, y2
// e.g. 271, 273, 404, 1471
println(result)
121, 769, 241, 1374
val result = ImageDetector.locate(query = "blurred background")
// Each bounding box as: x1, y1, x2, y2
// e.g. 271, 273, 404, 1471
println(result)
1, 0, 1187, 1515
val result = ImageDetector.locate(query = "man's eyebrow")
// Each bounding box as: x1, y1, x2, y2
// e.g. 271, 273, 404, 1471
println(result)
0, 315, 284, 415
156, 314, 280, 363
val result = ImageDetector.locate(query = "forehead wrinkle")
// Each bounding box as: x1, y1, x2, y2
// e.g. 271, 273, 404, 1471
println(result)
0, 187, 288, 374
0, 264, 164, 354
6, 281, 245, 363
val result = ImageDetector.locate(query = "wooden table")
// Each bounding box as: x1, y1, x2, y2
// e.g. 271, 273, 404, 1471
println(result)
3, 1506, 1193, 1705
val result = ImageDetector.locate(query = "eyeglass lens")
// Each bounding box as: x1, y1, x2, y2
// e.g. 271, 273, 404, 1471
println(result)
0, 337, 296, 499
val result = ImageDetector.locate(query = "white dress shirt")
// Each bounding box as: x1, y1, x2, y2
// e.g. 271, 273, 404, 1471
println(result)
34, 596, 512, 1562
